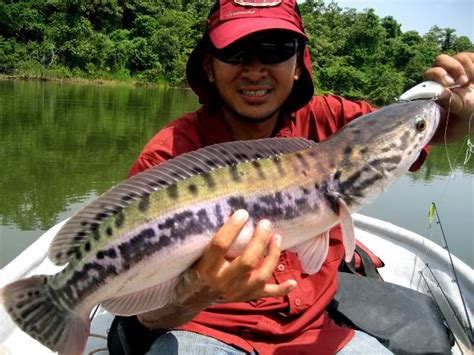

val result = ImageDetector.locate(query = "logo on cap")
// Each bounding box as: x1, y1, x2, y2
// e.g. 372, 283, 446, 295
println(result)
234, 0, 282, 7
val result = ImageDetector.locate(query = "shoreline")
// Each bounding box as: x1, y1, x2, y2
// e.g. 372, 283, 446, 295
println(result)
0, 73, 180, 89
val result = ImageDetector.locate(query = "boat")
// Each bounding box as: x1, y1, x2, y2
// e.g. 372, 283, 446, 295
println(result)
1, 214, 472, 354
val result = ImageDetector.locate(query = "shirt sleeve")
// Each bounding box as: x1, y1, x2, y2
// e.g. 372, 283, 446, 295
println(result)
128, 120, 202, 178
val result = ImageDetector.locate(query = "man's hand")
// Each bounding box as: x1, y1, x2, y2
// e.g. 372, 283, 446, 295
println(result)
187, 209, 297, 304
424, 52, 474, 143
138, 209, 296, 329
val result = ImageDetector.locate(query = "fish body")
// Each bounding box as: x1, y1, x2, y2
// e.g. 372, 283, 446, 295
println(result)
1, 100, 441, 354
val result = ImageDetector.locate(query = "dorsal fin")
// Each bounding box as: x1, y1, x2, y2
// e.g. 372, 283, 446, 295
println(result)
48, 137, 317, 265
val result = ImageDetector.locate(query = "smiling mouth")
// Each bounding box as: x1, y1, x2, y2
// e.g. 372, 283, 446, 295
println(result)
240, 89, 270, 97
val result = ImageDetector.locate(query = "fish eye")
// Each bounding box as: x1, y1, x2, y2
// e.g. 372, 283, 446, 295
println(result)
415, 117, 427, 132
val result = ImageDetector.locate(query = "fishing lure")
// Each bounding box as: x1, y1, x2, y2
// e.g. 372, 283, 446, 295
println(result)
399, 80, 448, 101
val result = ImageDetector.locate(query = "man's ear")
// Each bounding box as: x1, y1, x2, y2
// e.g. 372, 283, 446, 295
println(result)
203, 54, 214, 83
294, 61, 302, 81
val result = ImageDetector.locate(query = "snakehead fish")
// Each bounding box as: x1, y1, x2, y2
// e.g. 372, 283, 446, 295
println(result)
1, 100, 440, 354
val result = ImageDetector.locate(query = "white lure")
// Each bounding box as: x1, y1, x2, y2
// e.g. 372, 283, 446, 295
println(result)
399, 81, 446, 101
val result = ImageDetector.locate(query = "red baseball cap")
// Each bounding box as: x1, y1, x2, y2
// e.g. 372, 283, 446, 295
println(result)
186, 0, 314, 113
207, 0, 308, 49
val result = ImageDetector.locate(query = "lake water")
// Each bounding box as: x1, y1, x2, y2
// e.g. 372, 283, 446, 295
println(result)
0, 80, 472, 268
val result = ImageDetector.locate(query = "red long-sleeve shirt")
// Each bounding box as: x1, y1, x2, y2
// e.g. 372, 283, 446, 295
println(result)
129, 95, 427, 354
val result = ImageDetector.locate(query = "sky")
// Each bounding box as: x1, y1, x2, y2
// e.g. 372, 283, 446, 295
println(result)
316, 0, 474, 40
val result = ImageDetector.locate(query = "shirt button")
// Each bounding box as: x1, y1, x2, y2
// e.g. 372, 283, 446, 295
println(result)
295, 298, 302, 306
277, 264, 285, 272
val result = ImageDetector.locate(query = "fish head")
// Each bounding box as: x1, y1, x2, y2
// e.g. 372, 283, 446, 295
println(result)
369, 100, 441, 163
337, 100, 441, 207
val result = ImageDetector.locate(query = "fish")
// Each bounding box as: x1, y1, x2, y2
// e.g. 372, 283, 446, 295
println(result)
0, 100, 441, 354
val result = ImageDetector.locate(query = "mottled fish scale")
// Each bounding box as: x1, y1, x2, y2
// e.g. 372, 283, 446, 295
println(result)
52, 147, 322, 289
47, 137, 318, 267
52, 156, 327, 307
47, 147, 327, 298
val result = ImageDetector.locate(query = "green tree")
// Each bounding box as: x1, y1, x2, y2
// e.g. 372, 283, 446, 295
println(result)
452, 36, 474, 52
0, 0, 472, 101
63, 0, 123, 32
381, 16, 401, 39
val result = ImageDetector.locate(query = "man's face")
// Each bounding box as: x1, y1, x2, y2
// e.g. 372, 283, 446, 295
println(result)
206, 32, 302, 123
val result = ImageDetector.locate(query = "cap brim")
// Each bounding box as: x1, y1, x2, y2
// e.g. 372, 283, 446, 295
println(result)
209, 18, 308, 49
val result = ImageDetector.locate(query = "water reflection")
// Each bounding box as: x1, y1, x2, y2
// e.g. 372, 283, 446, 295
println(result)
0, 80, 199, 265
0, 80, 472, 267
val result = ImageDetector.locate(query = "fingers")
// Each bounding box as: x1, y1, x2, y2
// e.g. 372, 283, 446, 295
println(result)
228, 219, 273, 274
246, 234, 297, 299
423, 52, 474, 143
262, 279, 298, 298
191, 211, 297, 304
256, 234, 283, 282
201, 209, 249, 266
453, 52, 474, 83
229, 227, 296, 301
424, 52, 474, 86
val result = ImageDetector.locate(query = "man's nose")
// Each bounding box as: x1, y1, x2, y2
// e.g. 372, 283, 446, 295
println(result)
241, 53, 267, 80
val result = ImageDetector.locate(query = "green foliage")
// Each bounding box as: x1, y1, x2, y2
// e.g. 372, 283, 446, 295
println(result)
0, 0, 214, 84
300, 1, 472, 105
0, 0, 472, 103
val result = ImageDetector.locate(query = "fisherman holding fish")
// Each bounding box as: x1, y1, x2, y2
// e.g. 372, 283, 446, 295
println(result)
2, 1, 473, 354
124, 1, 474, 354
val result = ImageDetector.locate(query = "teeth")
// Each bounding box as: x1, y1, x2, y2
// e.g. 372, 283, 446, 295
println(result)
242, 90, 267, 97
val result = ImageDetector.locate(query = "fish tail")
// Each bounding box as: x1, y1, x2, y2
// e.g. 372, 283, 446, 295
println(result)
1, 275, 89, 355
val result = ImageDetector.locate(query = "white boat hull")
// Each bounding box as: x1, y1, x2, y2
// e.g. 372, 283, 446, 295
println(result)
1, 214, 472, 354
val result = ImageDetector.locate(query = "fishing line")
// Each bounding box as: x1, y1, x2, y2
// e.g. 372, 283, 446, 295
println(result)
443, 94, 454, 173
427, 203, 473, 339
426, 94, 457, 256
419, 269, 464, 352
434, 91, 472, 218
462, 113, 473, 165
443, 93, 473, 175
423, 90, 474, 350
419, 269, 472, 353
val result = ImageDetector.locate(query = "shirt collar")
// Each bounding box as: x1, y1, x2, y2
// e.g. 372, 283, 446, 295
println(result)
198, 107, 295, 144
198, 107, 235, 146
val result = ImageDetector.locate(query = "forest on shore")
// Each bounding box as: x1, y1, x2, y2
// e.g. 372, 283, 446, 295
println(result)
1, 0, 473, 105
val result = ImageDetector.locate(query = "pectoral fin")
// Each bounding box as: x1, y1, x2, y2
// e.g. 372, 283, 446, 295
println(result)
290, 232, 329, 274
337, 197, 356, 262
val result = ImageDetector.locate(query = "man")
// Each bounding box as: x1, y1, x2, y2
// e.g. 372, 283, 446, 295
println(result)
128, 1, 473, 353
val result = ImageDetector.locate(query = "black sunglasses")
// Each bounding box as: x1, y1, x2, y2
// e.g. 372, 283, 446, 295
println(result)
212, 38, 300, 65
